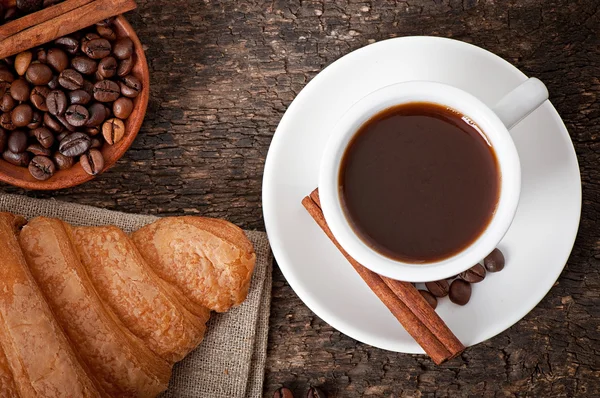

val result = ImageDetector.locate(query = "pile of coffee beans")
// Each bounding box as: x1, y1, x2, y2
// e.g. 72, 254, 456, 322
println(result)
0, 17, 142, 180
418, 248, 505, 309
0, 0, 64, 24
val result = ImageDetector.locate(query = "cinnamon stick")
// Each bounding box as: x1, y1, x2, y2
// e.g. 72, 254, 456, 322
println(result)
302, 189, 465, 364
0, 0, 137, 59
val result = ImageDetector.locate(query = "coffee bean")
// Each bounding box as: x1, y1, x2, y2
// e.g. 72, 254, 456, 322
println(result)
58, 69, 84, 90
90, 137, 102, 148
43, 113, 63, 133
32, 127, 54, 148
86, 126, 100, 136
56, 131, 69, 142
71, 56, 98, 75
119, 74, 142, 98
96, 25, 117, 41
68, 89, 91, 105
86, 102, 107, 126
48, 75, 60, 89
16, 0, 42, 13
55, 36, 79, 55
65, 104, 89, 127
46, 48, 69, 73
0, 68, 15, 83
418, 289, 437, 309
460, 263, 486, 283
3, 150, 30, 166
82, 79, 94, 95
449, 279, 472, 306
98, 56, 117, 78
113, 97, 133, 119
8, 130, 28, 152
27, 111, 42, 129
0, 93, 15, 112
93, 80, 120, 102
14, 51, 32, 76
11, 104, 33, 127
0, 113, 15, 130
53, 152, 74, 170
28, 155, 55, 180
26, 143, 51, 156
273, 387, 294, 398
0, 129, 6, 152
59, 132, 91, 157
484, 248, 505, 272
46, 89, 67, 116
25, 63, 52, 85
56, 114, 76, 132
30, 85, 50, 111
10, 78, 30, 101
113, 37, 133, 60
80, 149, 104, 175
95, 17, 115, 27
102, 118, 125, 145
82, 38, 112, 59
0, 82, 9, 97
117, 56, 134, 77
36, 48, 48, 64
425, 280, 449, 297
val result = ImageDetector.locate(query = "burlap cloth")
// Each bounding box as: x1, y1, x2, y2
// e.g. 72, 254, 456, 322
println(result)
0, 193, 272, 398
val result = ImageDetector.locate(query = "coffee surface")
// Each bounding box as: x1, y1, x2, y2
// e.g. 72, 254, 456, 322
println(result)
340, 102, 499, 263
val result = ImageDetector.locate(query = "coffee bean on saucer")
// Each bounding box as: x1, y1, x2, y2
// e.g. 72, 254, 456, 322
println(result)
112, 37, 133, 60
425, 280, 449, 297
98, 56, 117, 78
69, 89, 91, 105
102, 118, 125, 144
90, 137, 102, 148
11, 104, 33, 127
48, 75, 60, 89
8, 130, 27, 153
59, 69, 84, 90
27, 143, 51, 156
93, 80, 120, 102
82, 38, 111, 59
16, 0, 42, 13
71, 56, 98, 75
117, 56, 133, 77
28, 155, 55, 180
55, 36, 79, 55
96, 24, 117, 41
0, 68, 15, 83
47, 89, 68, 116
59, 132, 91, 157
449, 279, 471, 306
53, 152, 74, 170
56, 114, 76, 132
119, 74, 141, 98
46, 48, 69, 73
113, 97, 133, 119
27, 111, 42, 130
80, 149, 104, 175
86, 102, 107, 126
3, 150, 30, 166
14, 51, 32, 76
43, 112, 63, 133
56, 130, 69, 142
30, 86, 50, 111
32, 127, 54, 148
459, 263, 486, 283
10, 78, 30, 101
0, 113, 16, 130
418, 289, 437, 309
65, 104, 89, 127
36, 48, 48, 64
484, 248, 505, 272
0, 93, 15, 112
25, 63, 52, 85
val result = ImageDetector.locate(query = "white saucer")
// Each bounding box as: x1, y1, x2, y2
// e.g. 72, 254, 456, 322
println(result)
262, 37, 581, 353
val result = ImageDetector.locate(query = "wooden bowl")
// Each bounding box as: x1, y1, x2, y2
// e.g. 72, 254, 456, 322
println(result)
0, 15, 149, 190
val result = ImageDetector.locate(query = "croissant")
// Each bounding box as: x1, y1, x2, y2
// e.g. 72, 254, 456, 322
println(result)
0, 213, 256, 397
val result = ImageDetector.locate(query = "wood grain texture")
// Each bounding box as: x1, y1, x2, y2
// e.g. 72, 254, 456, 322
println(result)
1, 0, 598, 396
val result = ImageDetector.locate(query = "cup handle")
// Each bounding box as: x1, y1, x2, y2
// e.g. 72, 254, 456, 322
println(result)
491, 77, 549, 130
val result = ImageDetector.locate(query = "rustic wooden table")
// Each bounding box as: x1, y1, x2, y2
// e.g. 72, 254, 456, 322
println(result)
2, 0, 598, 396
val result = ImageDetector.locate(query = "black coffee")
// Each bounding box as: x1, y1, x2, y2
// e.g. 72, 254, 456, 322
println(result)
340, 102, 500, 263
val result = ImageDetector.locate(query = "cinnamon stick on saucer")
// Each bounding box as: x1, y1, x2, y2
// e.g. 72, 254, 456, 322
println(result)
302, 189, 465, 364
0, 0, 137, 59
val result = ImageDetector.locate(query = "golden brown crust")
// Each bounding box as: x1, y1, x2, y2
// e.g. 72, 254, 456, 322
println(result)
0, 213, 101, 398
19, 217, 171, 398
131, 216, 256, 313
70, 225, 209, 363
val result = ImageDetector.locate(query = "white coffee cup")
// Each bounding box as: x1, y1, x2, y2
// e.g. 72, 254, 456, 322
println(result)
318, 78, 548, 282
